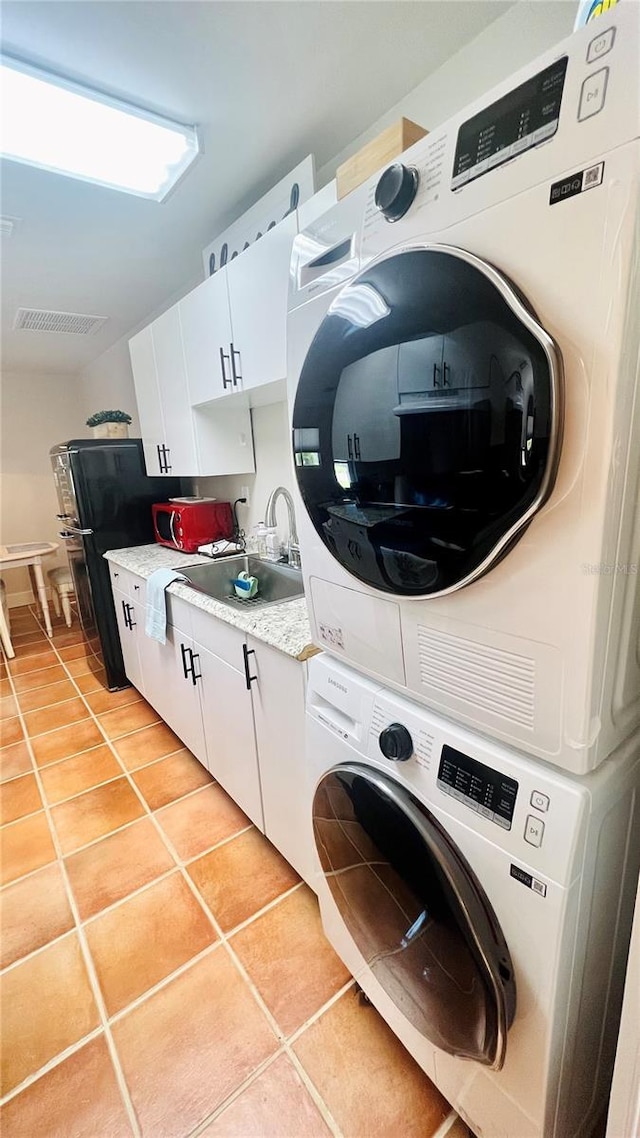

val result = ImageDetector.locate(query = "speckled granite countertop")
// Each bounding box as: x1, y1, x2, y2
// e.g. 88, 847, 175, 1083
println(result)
104, 545, 318, 662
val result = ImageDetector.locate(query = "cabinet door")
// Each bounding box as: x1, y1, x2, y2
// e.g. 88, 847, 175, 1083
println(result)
195, 635, 264, 830
138, 626, 206, 762
225, 213, 297, 392
247, 637, 312, 884
180, 272, 234, 405
113, 588, 145, 694
151, 307, 199, 476
128, 326, 165, 476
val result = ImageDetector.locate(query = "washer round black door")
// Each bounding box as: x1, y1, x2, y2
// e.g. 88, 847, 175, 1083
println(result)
313, 764, 516, 1070
292, 244, 562, 597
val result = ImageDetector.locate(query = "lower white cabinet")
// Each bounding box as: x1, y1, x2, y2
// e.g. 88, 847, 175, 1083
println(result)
246, 635, 312, 883
140, 623, 206, 763
195, 638, 262, 828
113, 587, 145, 694
110, 568, 314, 883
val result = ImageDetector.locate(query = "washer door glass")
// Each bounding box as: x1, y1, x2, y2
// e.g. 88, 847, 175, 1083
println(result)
292, 245, 562, 597
313, 763, 516, 1069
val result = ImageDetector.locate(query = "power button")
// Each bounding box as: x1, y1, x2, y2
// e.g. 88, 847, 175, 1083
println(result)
587, 27, 615, 64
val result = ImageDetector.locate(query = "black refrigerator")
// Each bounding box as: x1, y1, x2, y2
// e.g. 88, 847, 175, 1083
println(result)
50, 438, 181, 689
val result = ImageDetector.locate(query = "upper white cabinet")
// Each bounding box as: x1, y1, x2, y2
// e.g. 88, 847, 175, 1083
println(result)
225, 213, 298, 394
130, 215, 298, 466
129, 293, 255, 478
128, 326, 166, 478
180, 270, 235, 405
152, 306, 200, 477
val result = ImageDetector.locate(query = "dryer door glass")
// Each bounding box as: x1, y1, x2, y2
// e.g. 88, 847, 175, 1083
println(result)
313, 763, 516, 1069
292, 246, 562, 596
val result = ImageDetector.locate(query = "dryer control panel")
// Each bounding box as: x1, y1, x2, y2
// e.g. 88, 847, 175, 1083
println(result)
360, 1, 638, 260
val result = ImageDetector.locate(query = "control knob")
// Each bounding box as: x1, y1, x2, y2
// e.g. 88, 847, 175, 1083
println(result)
374, 163, 419, 222
379, 722, 414, 762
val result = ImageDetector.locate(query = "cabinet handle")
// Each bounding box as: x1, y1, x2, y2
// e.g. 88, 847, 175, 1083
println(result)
353, 433, 361, 460
242, 644, 257, 690
157, 444, 172, 473
122, 599, 131, 630
126, 603, 136, 629
180, 642, 192, 681
443, 362, 451, 388
347, 434, 353, 460
230, 342, 242, 387
220, 347, 233, 390
433, 363, 441, 389
133, 584, 140, 593
190, 651, 202, 685
114, 571, 119, 579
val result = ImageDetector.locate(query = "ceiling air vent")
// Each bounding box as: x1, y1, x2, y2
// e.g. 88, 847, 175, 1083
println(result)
13, 308, 108, 335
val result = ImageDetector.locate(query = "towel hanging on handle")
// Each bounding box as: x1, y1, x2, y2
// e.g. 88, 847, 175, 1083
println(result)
145, 568, 187, 644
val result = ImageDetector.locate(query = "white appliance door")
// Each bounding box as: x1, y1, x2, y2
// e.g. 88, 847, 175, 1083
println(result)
292, 244, 562, 598
313, 761, 516, 1069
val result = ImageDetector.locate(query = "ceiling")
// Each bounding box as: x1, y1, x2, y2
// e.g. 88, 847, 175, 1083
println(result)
1, 0, 514, 374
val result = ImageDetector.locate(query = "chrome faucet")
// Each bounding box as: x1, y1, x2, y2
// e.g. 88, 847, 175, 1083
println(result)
265, 486, 301, 569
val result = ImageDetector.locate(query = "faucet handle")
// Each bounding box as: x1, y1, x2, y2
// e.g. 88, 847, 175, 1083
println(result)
288, 541, 302, 570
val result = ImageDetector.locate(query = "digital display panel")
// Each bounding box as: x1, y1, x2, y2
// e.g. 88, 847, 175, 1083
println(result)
452, 55, 568, 190
437, 745, 518, 830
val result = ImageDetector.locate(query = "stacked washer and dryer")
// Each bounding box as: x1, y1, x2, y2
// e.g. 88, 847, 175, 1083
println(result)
286, 7, 640, 1138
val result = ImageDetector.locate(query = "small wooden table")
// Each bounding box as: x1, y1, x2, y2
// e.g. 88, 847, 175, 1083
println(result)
0, 542, 59, 643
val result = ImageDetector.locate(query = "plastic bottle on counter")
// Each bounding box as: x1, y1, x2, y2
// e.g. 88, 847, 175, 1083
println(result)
254, 522, 268, 559
264, 526, 280, 562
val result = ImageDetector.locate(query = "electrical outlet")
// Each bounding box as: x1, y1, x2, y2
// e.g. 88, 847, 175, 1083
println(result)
240, 485, 250, 505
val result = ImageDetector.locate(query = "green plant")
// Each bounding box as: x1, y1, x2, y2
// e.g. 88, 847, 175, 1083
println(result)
86, 409, 132, 427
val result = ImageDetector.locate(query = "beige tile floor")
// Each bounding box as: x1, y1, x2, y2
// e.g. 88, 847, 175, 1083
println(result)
0, 604, 471, 1138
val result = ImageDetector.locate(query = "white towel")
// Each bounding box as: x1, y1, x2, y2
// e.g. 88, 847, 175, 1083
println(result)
145, 568, 187, 644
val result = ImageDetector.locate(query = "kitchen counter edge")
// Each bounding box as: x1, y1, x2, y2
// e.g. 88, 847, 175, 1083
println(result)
104, 545, 319, 663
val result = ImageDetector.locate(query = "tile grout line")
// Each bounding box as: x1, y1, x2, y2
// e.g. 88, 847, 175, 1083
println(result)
1, 623, 143, 1136
0, 1028, 106, 1108
1, 794, 251, 895
7, 610, 348, 1137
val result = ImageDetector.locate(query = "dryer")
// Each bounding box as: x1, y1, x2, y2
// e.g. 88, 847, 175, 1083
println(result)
306, 653, 640, 1138
287, 4, 640, 774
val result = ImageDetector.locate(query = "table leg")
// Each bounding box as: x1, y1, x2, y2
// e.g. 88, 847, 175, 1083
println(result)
33, 561, 53, 637
28, 565, 41, 616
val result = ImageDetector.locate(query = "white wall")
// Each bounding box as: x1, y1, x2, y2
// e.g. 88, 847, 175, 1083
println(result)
78, 336, 140, 436
197, 401, 295, 550
0, 370, 86, 605
317, 0, 577, 186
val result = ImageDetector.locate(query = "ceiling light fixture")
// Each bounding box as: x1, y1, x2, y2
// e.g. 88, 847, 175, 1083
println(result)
0, 55, 201, 201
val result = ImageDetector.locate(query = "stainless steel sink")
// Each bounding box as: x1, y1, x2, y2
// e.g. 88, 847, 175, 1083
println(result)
179, 555, 304, 610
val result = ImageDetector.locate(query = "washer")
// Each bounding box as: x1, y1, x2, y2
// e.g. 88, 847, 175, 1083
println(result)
306, 652, 640, 1138
287, 3, 640, 775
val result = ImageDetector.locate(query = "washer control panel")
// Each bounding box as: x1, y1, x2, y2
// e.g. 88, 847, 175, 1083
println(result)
436, 744, 518, 831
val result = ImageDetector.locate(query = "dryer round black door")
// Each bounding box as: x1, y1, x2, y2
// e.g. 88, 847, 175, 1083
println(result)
292, 244, 563, 597
312, 763, 516, 1069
